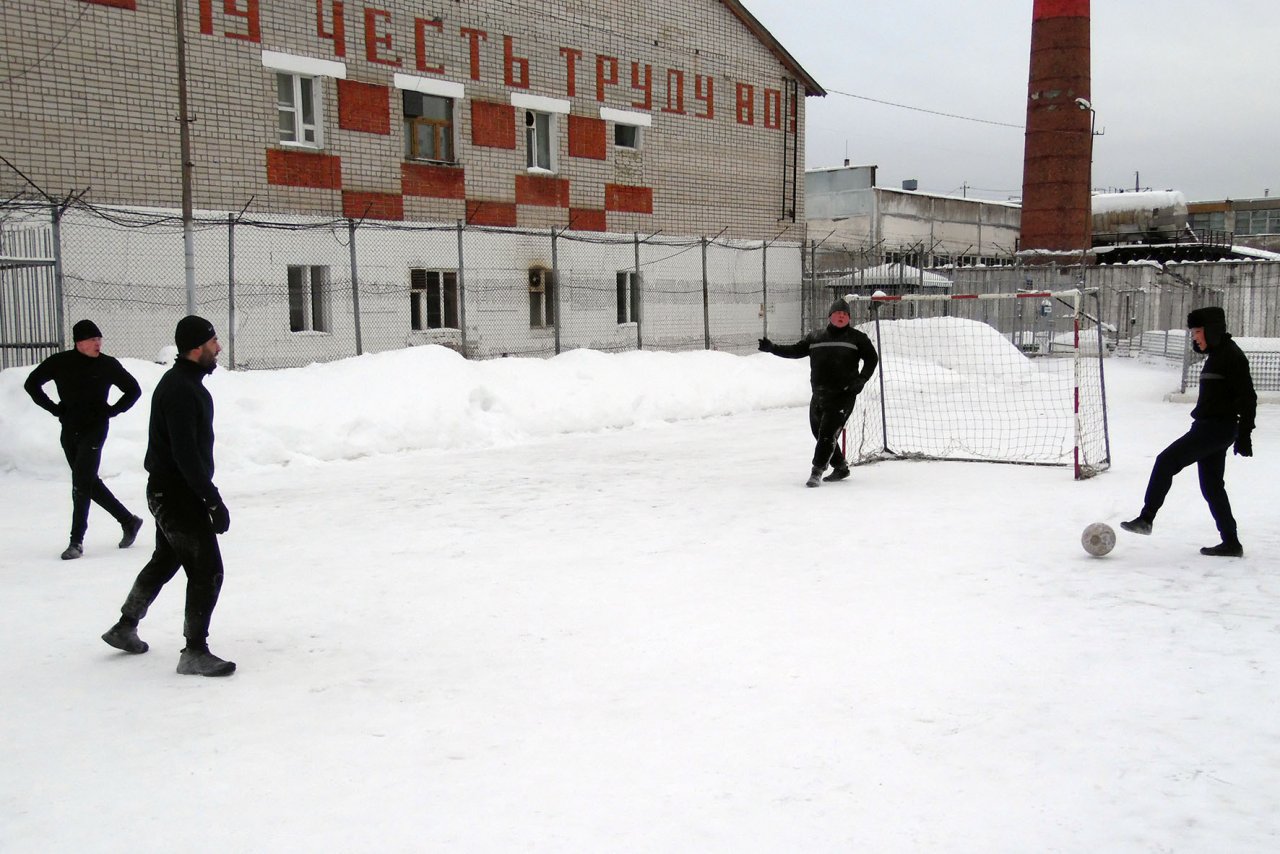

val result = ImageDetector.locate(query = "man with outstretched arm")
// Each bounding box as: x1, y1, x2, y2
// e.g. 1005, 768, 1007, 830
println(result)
760, 298, 879, 487
101, 315, 236, 676
24, 319, 144, 560
1120, 306, 1256, 556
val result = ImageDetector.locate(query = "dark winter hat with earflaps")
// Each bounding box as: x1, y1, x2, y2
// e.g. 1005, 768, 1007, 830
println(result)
1187, 306, 1227, 349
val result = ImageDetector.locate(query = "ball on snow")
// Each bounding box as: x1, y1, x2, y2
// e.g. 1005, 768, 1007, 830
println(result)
1081, 522, 1116, 557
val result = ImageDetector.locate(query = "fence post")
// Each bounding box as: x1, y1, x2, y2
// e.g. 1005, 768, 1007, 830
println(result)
49, 204, 67, 348
227, 213, 236, 370
633, 232, 643, 350
456, 220, 468, 358
761, 239, 768, 340
347, 218, 363, 356
551, 227, 561, 355
701, 236, 710, 349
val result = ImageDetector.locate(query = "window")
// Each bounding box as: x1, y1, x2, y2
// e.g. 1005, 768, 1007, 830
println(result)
403, 92, 454, 162
410, 269, 459, 330
287, 265, 331, 332
614, 123, 641, 150
529, 267, 555, 328
277, 73, 322, 147
616, 271, 639, 324
524, 110, 554, 171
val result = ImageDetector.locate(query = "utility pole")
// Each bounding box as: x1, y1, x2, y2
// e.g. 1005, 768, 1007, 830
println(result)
175, 0, 197, 313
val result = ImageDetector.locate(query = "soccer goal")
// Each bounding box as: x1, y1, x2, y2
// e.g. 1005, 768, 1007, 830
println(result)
842, 289, 1111, 479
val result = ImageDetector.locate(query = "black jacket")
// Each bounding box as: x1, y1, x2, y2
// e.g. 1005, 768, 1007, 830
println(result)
145, 358, 219, 505
24, 350, 141, 429
769, 323, 879, 395
1192, 333, 1257, 432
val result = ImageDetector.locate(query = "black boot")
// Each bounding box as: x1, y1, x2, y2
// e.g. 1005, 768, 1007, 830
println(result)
823, 466, 851, 482
177, 646, 236, 677
1119, 517, 1152, 535
60, 540, 83, 560
119, 515, 145, 549
1200, 540, 1244, 557
805, 466, 824, 488
101, 620, 149, 654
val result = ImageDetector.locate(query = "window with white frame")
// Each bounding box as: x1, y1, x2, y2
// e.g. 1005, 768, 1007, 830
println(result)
410, 269, 459, 330
601, 106, 650, 154
524, 110, 554, 171
277, 73, 322, 147
616, 271, 639, 324
287, 265, 331, 333
614, 124, 640, 150
403, 92, 455, 163
529, 267, 555, 328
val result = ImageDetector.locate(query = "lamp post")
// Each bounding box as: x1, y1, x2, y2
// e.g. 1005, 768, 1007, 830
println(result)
175, 0, 197, 313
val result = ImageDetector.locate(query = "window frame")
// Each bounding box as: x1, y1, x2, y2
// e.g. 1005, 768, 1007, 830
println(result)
287, 265, 332, 334
524, 109, 556, 173
529, 266, 556, 329
403, 91, 456, 164
277, 72, 323, 148
409, 268, 460, 331
616, 271, 640, 324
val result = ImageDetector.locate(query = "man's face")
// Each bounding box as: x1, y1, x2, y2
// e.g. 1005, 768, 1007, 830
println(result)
830, 311, 851, 328
75, 337, 102, 357
194, 336, 221, 373
1191, 327, 1207, 351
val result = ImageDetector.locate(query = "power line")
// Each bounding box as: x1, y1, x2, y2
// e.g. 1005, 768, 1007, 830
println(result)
825, 88, 1023, 129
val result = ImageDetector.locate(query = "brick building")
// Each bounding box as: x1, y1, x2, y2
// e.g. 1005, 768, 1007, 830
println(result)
1, 0, 823, 365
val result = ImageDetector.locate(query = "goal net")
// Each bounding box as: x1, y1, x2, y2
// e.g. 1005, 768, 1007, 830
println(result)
842, 289, 1111, 479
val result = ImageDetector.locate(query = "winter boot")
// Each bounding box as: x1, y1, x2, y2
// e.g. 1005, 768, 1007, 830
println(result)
1200, 540, 1244, 557
101, 620, 149, 654
823, 466, 851, 482
60, 541, 83, 560
119, 515, 145, 549
805, 467, 824, 488
177, 647, 236, 677
1119, 517, 1152, 536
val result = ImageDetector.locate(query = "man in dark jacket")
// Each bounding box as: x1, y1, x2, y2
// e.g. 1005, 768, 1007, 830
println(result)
101, 315, 236, 676
1121, 306, 1256, 556
24, 319, 144, 560
760, 298, 879, 487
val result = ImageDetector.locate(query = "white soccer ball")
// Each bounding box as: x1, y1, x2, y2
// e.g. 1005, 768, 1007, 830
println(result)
1081, 522, 1116, 557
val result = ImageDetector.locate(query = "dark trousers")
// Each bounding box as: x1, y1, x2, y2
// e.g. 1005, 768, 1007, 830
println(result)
60, 422, 131, 543
809, 390, 858, 469
119, 483, 224, 646
1141, 419, 1240, 541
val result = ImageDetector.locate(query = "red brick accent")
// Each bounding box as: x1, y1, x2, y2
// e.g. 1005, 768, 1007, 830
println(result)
604, 184, 653, 214
567, 115, 606, 160
471, 101, 516, 149
79, 0, 136, 7
343, 191, 404, 221
401, 162, 466, 199
569, 208, 607, 232
265, 149, 342, 190
466, 200, 517, 227
337, 80, 391, 135
515, 174, 569, 208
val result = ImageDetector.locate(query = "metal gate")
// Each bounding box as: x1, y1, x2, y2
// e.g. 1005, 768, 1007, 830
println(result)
0, 218, 61, 370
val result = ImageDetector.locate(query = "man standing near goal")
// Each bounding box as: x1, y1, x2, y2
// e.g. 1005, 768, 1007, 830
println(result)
759, 298, 878, 487
1121, 306, 1256, 556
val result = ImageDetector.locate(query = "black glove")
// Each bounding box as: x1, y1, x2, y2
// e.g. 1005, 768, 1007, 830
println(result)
207, 501, 231, 534
1234, 432, 1253, 457
758, 338, 773, 352
851, 376, 866, 394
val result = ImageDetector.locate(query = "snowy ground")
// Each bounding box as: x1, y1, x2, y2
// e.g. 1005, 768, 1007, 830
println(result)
1, 351, 1278, 852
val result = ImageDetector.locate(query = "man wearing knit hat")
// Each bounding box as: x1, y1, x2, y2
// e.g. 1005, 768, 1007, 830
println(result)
1120, 306, 1257, 556
759, 297, 879, 487
101, 315, 236, 676
24, 319, 144, 560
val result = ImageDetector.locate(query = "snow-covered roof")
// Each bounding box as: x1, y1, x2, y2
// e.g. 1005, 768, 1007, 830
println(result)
1092, 190, 1187, 214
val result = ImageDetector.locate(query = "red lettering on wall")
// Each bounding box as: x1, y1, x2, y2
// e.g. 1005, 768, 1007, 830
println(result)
630, 62, 652, 110
735, 83, 754, 125
763, 88, 781, 130
343, 191, 404, 221
316, 1, 346, 58
504, 36, 529, 88
198, 0, 260, 42
363, 8, 400, 66
402, 162, 466, 199
460, 28, 487, 81
567, 115, 606, 160
559, 47, 583, 97
414, 18, 444, 73
694, 75, 714, 120
595, 55, 618, 102
470, 100, 516, 149
662, 69, 685, 115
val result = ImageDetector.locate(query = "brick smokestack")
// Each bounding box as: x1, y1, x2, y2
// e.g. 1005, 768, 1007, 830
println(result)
1019, 0, 1092, 254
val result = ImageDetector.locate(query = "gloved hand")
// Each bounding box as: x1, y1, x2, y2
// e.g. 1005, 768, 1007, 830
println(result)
757, 338, 773, 352
851, 376, 866, 394
207, 501, 231, 534
1234, 432, 1253, 457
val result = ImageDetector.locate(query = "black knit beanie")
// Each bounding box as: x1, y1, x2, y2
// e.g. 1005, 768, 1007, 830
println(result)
175, 315, 216, 352
828, 298, 851, 317
72, 319, 102, 342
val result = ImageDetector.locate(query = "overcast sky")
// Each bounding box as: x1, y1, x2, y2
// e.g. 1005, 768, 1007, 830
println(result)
743, 0, 1279, 203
